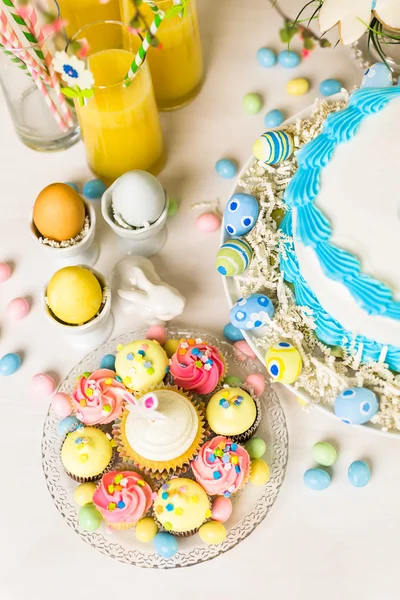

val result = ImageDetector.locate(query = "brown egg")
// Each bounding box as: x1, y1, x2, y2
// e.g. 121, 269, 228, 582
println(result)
33, 183, 86, 242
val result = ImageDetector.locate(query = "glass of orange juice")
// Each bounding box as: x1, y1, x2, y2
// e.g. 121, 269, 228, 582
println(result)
120, 0, 204, 110
68, 21, 165, 185
57, 0, 121, 38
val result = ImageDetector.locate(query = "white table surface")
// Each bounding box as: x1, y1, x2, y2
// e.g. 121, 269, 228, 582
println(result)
1, 1, 397, 598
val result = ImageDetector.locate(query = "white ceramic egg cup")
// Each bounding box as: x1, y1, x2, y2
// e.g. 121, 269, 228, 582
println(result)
43, 267, 114, 351
101, 185, 169, 257
30, 199, 99, 267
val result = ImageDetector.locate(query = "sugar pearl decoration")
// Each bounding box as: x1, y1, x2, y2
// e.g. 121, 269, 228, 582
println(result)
32, 373, 56, 395
7, 297, 30, 320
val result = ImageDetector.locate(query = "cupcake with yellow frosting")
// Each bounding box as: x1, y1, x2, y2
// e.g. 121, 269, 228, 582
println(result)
114, 384, 206, 478
153, 477, 210, 536
206, 387, 260, 443
61, 426, 114, 482
115, 340, 169, 394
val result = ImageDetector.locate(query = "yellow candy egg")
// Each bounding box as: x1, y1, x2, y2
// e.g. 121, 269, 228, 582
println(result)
47, 266, 103, 325
265, 342, 302, 384
135, 517, 158, 543
198, 521, 227, 545
73, 482, 97, 506
250, 459, 270, 486
33, 183, 86, 242
164, 338, 180, 358
287, 77, 310, 96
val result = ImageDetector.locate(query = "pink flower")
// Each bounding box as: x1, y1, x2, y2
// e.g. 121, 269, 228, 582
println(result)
301, 48, 311, 58
128, 26, 141, 35
76, 38, 89, 59
42, 18, 68, 37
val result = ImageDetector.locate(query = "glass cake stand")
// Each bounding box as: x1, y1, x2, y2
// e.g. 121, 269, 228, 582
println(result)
42, 328, 288, 568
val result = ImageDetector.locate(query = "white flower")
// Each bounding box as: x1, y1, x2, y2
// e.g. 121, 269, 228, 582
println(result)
52, 51, 94, 90
245, 311, 269, 329
319, 0, 400, 45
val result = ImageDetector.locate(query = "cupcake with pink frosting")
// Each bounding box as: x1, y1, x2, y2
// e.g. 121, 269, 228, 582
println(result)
191, 436, 250, 497
169, 338, 226, 395
72, 369, 134, 425
92, 470, 153, 530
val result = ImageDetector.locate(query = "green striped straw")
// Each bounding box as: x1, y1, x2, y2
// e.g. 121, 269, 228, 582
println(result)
0, 42, 31, 76
1, 0, 45, 67
126, 0, 165, 79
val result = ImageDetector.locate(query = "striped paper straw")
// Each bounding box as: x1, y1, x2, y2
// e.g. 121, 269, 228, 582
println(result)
27, 54, 67, 131
0, 0, 45, 67
126, 1, 165, 79
0, 38, 31, 76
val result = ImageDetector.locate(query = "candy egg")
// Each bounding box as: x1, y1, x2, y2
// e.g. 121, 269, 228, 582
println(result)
224, 375, 243, 386
0, 352, 21, 376
230, 294, 274, 331
245, 373, 266, 397
224, 193, 259, 237
78, 503, 102, 531
32, 373, 56, 396
319, 78, 342, 96
83, 178, 107, 199
164, 338, 180, 358
57, 415, 82, 436
47, 266, 103, 325
51, 392, 73, 418
361, 62, 392, 89
198, 521, 227, 545
278, 50, 300, 68
304, 468, 331, 491
196, 212, 221, 233
7, 297, 30, 320
223, 323, 244, 342
249, 459, 270, 486
264, 109, 285, 129
33, 183, 86, 242
146, 324, 167, 345
233, 340, 256, 360
0, 262, 11, 282
216, 239, 253, 277
253, 130, 294, 165
243, 92, 263, 114
167, 198, 179, 217
99, 354, 116, 370
65, 182, 79, 192
135, 517, 158, 543
265, 342, 302, 384
74, 482, 97, 506
312, 442, 337, 467
153, 532, 178, 558
257, 47, 276, 67
334, 387, 379, 425
112, 171, 165, 227
215, 158, 237, 179
244, 437, 267, 460
287, 77, 310, 96
211, 496, 233, 523
348, 460, 370, 487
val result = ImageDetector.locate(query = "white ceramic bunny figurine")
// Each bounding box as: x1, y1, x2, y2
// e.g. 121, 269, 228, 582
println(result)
111, 256, 186, 325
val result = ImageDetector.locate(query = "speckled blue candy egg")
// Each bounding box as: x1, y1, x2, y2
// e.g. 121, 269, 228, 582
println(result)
224, 193, 259, 237
361, 62, 393, 89
223, 323, 244, 342
230, 294, 274, 331
348, 460, 370, 487
319, 78, 342, 96
153, 532, 178, 558
83, 178, 107, 199
57, 415, 83, 436
277, 50, 300, 68
304, 468, 331, 491
100, 353, 116, 370
264, 109, 285, 129
215, 159, 237, 179
0, 352, 21, 376
334, 387, 379, 425
257, 47, 276, 68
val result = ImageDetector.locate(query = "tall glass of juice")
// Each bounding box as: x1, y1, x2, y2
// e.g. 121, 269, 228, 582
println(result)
120, 0, 204, 110
58, 0, 121, 38
68, 22, 165, 184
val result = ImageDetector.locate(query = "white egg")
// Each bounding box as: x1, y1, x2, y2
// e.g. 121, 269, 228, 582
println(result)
111, 170, 166, 228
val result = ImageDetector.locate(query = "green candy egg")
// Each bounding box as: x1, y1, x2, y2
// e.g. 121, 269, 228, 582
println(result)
224, 375, 243, 386
167, 198, 179, 217
243, 93, 263, 114
244, 437, 267, 460
78, 503, 103, 532
312, 442, 337, 467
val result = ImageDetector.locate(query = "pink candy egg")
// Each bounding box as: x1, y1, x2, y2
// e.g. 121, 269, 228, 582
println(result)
146, 324, 167, 346
7, 297, 30, 320
211, 496, 233, 523
51, 392, 73, 417
233, 340, 256, 361
245, 373, 266, 397
195, 212, 221, 233
0, 262, 11, 282
32, 373, 56, 396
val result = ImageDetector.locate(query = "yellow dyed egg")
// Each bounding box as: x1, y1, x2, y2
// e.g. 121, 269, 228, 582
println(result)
73, 482, 97, 506
250, 459, 270, 486
287, 77, 310, 96
47, 266, 103, 325
135, 517, 158, 543
265, 341, 302, 384
198, 521, 227, 545
164, 338, 180, 358
33, 183, 85, 242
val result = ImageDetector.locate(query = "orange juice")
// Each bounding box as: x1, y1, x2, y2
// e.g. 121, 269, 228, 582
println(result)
58, 0, 121, 42
121, 0, 203, 110
76, 46, 164, 184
